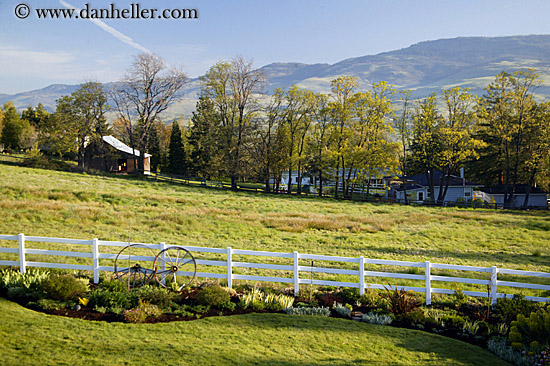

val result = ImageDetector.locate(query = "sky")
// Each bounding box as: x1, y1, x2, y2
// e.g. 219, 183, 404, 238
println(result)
1, 0, 550, 94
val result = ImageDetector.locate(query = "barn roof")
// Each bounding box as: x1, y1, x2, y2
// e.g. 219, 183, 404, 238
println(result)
103, 136, 151, 158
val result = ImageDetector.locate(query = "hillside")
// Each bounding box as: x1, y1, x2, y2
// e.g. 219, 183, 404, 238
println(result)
2, 35, 550, 121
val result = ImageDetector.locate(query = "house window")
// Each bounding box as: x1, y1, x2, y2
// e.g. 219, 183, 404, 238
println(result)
465, 191, 471, 197
418, 192, 424, 201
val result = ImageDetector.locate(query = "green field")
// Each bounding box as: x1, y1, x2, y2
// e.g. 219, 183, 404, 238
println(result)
0, 163, 549, 296
0, 298, 508, 366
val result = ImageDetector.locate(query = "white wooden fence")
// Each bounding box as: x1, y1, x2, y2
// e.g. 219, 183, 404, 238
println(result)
0, 233, 549, 305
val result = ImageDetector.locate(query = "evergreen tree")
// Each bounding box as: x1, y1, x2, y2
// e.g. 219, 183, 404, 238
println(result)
168, 121, 185, 175
188, 95, 223, 179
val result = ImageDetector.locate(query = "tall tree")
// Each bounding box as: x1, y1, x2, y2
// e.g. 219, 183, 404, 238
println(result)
168, 121, 186, 175
476, 70, 540, 207
188, 94, 224, 179
329, 76, 359, 198
309, 93, 332, 197
46, 82, 109, 167
200, 56, 265, 188
410, 93, 444, 201
112, 53, 187, 176
436, 87, 484, 203
394, 90, 413, 203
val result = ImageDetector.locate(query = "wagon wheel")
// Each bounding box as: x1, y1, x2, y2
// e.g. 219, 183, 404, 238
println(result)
153, 246, 197, 291
113, 244, 157, 290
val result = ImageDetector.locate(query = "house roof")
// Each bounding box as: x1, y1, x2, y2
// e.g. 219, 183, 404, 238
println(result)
403, 171, 481, 188
103, 136, 151, 158
481, 184, 548, 195
394, 184, 424, 192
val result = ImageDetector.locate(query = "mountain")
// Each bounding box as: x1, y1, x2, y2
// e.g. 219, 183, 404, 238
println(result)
3, 35, 550, 121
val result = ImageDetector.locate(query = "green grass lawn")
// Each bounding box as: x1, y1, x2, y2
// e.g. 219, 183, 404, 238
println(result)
0, 297, 508, 366
0, 163, 549, 296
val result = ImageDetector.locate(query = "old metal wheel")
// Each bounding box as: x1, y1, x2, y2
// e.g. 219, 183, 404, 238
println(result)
153, 246, 197, 291
113, 244, 157, 290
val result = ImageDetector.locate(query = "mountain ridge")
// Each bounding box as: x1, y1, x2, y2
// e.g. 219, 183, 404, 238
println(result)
3, 34, 550, 121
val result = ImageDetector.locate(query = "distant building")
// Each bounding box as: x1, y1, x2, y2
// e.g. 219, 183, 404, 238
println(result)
393, 170, 482, 203
84, 135, 151, 175
479, 185, 548, 208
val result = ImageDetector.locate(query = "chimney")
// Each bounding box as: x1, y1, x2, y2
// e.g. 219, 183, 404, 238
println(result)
460, 168, 464, 179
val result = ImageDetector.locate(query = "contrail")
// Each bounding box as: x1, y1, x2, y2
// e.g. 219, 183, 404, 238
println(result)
59, 0, 152, 54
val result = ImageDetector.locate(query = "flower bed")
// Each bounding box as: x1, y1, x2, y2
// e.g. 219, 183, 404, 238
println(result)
0, 267, 548, 365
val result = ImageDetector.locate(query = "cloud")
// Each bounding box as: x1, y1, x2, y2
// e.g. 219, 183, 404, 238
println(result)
58, 0, 152, 54
0, 46, 75, 64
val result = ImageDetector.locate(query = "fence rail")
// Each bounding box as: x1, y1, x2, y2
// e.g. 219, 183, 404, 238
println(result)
0, 233, 549, 305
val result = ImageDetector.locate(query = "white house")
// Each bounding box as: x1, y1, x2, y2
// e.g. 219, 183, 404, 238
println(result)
394, 170, 482, 203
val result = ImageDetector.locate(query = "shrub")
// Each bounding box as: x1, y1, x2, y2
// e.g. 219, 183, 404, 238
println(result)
383, 287, 420, 315
284, 306, 331, 316
396, 308, 425, 326
0, 268, 49, 291
32, 298, 68, 311
509, 308, 550, 353
99, 279, 127, 293
441, 314, 466, 330
129, 285, 178, 310
239, 289, 294, 311
333, 302, 352, 318
88, 288, 133, 311
362, 312, 393, 325
493, 295, 541, 325
197, 285, 231, 309
41, 274, 89, 301
123, 300, 163, 323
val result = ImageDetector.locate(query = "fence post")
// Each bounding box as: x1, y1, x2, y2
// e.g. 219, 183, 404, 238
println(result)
425, 261, 431, 305
491, 266, 498, 305
359, 256, 365, 296
18, 233, 26, 274
227, 247, 233, 289
160, 242, 166, 285
92, 238, 99, 284
293, 251, 299, 296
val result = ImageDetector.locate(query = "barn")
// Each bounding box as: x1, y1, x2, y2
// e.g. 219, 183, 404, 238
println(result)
84, 135, 151, 175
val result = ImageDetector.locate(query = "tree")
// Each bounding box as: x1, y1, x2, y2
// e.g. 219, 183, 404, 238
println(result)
21, 104, 49, 129
46, 82, 109, 167
188, 95, 224, 179
1, 102, 35, 150
436, 87, 484, 203
168, 121, 185, 175
200, 56, 265, 189
394, 90, 413, 203
308, 94, 332, 197
475, 70, 540, 207
329, 76, 359, 198
112, 53, 187, 176
0, 107, 4, 143
410, 93, 444, 200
